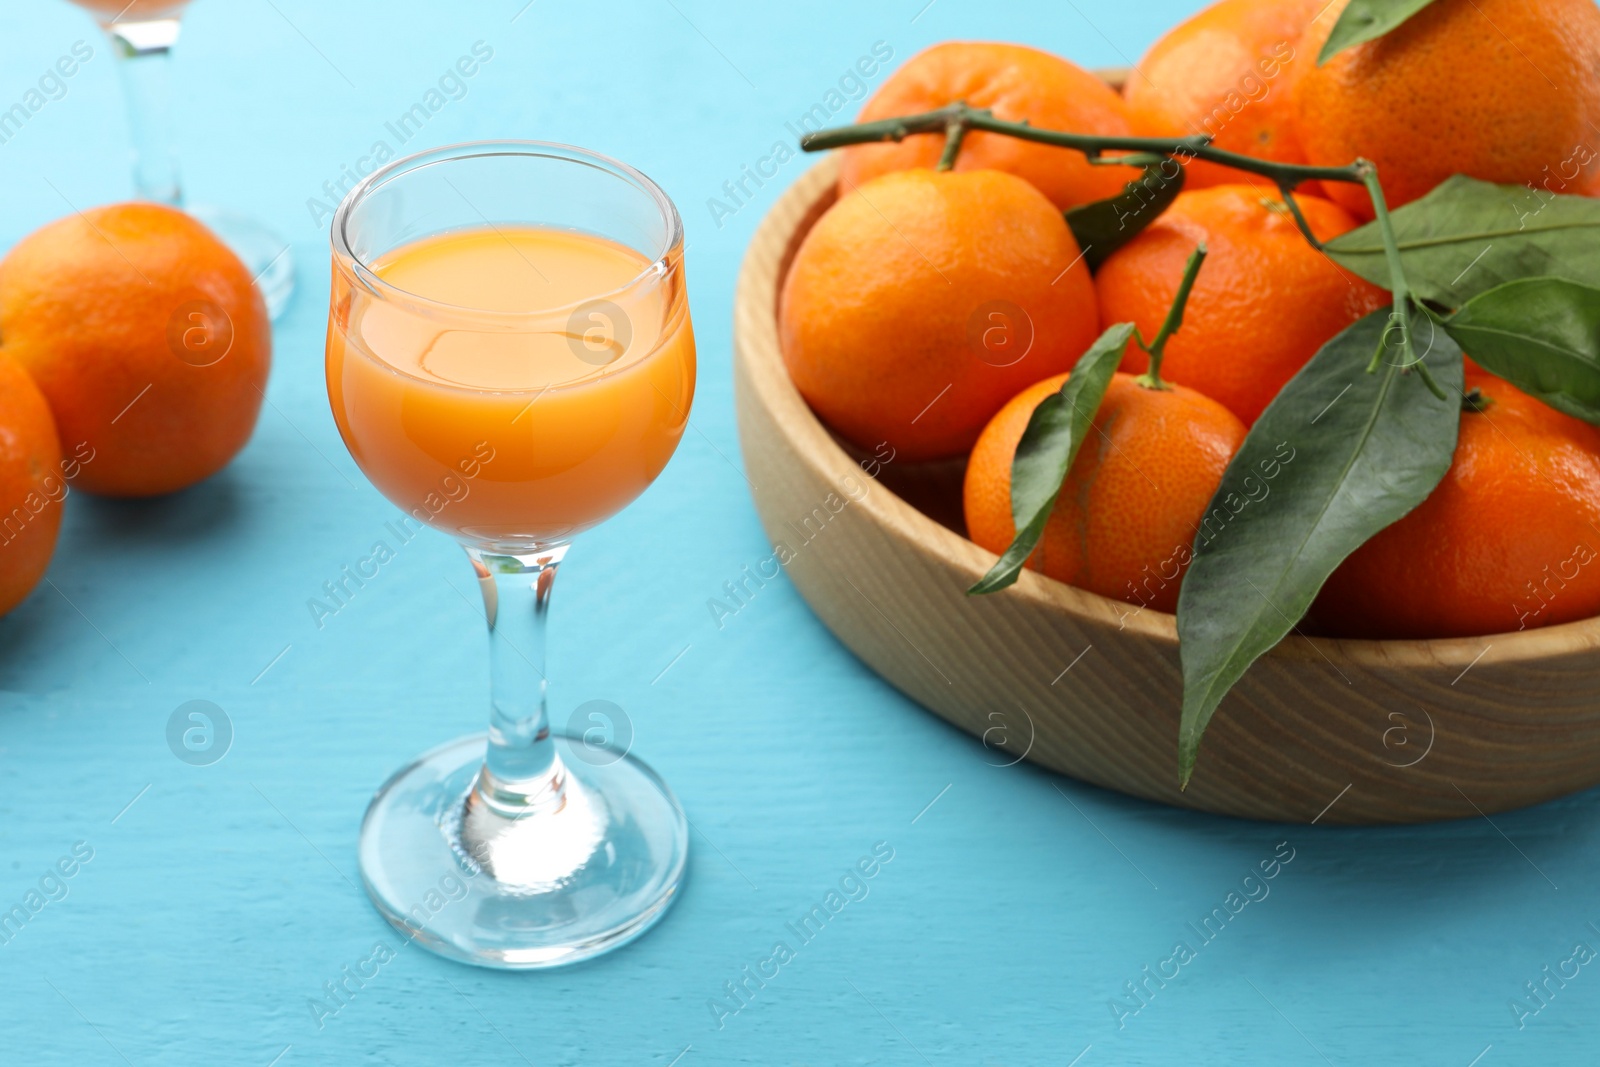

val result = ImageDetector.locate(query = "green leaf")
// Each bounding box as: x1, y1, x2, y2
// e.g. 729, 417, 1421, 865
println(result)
1318, 0, 1440, 64
1443, 277, 1600, 423
968, 323, 1135, 595
1174, 308, 1463, 785
1066, 158, 1186, 272
1325, 175, 1600, 306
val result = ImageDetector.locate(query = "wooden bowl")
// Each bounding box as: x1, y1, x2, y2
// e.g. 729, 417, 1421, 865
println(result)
732, 154, 1600, 824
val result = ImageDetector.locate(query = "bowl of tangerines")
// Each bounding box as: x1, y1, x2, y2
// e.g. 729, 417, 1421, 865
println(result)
733, 0, 1600, 823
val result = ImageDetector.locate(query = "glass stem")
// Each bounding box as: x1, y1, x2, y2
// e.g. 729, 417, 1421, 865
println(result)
466, 544, 572, 814
105, 17, 184, 206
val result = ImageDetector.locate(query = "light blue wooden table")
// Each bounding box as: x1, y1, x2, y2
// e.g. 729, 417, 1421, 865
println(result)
2, 1, 1595, 1063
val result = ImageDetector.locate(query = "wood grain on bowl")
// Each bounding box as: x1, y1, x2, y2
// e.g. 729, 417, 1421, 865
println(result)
733, 153, 1600, 825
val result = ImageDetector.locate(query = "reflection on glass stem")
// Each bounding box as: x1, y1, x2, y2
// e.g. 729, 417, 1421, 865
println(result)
103, 12, 184, 205
467, 544, 572, 813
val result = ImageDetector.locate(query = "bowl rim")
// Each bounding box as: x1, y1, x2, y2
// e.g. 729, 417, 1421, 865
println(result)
739, 153, 1600, 672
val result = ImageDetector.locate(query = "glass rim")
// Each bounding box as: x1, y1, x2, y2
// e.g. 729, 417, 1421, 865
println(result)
329, 138, 685, 321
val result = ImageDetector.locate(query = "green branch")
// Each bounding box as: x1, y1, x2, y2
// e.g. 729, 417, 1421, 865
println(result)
800, 103, 1366, 189
802, 103, 1431, 386
935, 107, 967, 171
1357, 163, 1444, 397
1275, 186, 1324, 251
1136, 244, 1208, 390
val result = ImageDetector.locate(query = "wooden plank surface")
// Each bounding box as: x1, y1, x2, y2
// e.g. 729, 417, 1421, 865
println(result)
0, 1, 1596, 1064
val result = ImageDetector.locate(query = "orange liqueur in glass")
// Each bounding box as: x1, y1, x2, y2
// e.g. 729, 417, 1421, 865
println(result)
328, 225, 694, 545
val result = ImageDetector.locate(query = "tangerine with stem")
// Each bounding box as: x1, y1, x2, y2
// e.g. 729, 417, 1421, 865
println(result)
1126, 0, 1326, 188
802, 101, 1430, 385
837, 41, 1140, 211
965, 248, 1248, 611
1295, 0, 1600, 221
780, 167, 1100, 462
1097, 185, 1390, 424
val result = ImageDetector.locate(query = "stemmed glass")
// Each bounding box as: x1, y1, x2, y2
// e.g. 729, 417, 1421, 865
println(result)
67, 0, 295, 318
325, 141, 694, 967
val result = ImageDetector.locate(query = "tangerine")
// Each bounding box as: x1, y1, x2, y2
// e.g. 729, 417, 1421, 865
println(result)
1315, 367, 1600, 639
0, 202, 271, 497
1127, 0, 1325, 188
780, 167, 1099, 462
0, 356, 64, 616
837, 41, 1138, 211
1295, 0, 1600, 220
964, 371, 1246, 613
1095, 185, 1389, 425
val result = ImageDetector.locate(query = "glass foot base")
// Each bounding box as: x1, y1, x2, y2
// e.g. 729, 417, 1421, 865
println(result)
188, 205, 296, 321
358, 732, 688, 970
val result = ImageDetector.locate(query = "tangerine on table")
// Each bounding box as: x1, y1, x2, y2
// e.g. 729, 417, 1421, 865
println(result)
1314, 366, 1600, 640
838, 41, 1139, 212
0, 202, 271, 497
1095, 185, 1389, 425
964, 371, 1246, 614
0, 356, 64, 617
1126, 0, 1325, 189
1295, 0, 1600, 220
780, 167, 1100, 463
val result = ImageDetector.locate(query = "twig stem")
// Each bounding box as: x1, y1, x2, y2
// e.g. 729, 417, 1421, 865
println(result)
935, 108, 967, 171
1136, 244, 1208, 390
802, 104, 1431, 387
